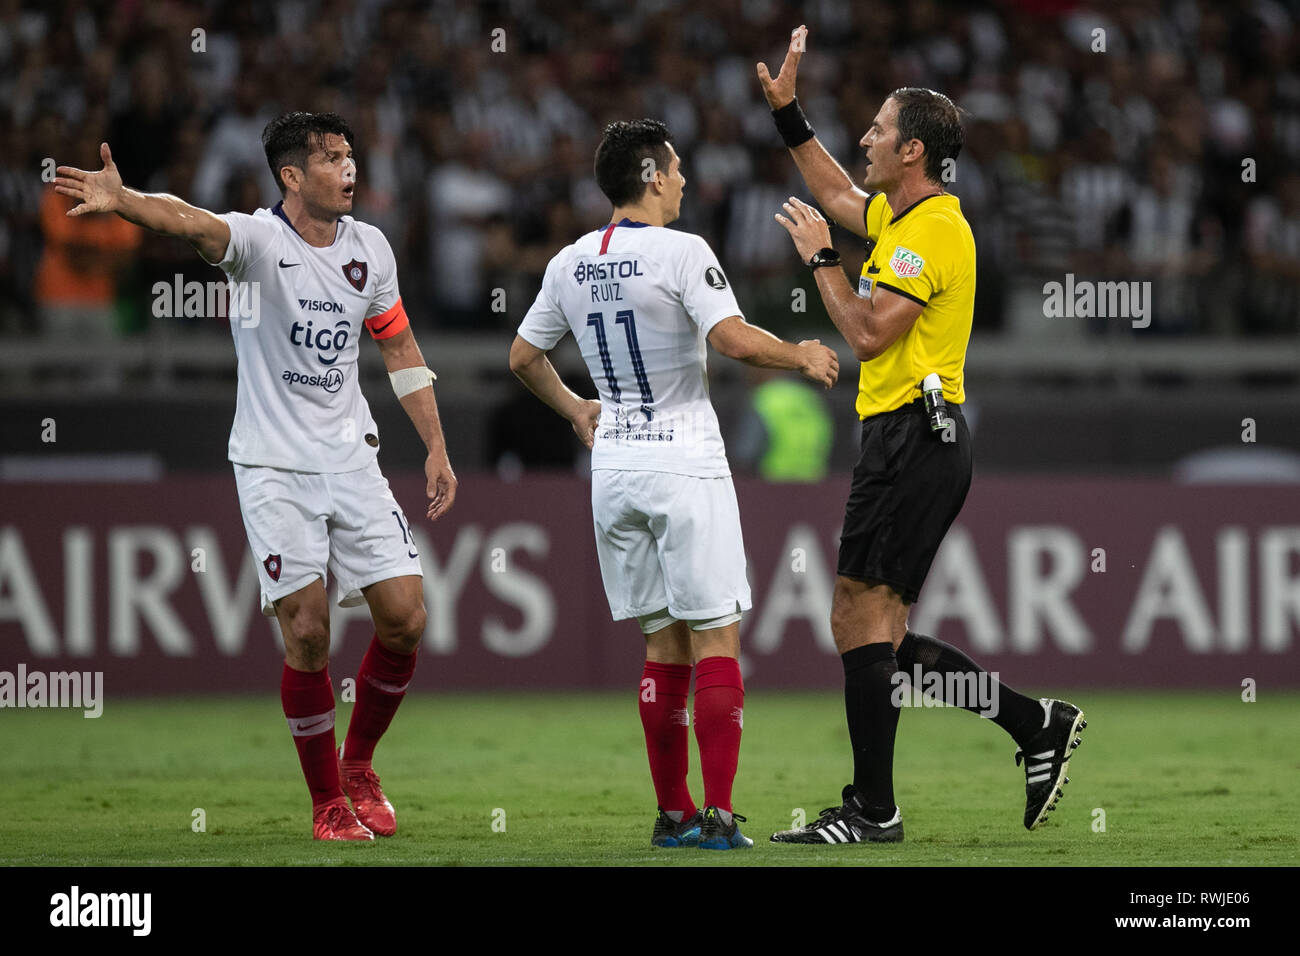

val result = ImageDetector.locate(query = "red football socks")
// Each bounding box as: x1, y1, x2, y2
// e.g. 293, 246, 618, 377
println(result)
281, 663, 343, 809
639, 661, 695, 816
693, 656, 744, 813
342, 636, 417, 765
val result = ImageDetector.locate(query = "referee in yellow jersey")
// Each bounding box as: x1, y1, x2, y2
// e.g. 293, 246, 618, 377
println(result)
760, 25, 1086, 844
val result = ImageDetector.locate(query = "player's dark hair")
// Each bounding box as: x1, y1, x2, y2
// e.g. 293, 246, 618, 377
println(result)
262, 112, 355, 196
594, 119, 674, 207
889, 88, 964, 185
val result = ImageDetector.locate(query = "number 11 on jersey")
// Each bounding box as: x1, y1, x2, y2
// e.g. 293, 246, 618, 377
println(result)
587, 308, 655, 421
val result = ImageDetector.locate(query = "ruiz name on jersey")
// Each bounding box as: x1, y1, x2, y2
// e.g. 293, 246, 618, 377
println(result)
574, 258, 645, 303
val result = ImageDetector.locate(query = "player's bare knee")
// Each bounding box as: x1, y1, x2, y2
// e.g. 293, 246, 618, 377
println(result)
376, 602, 426, 653
287, 609, 329, 644
283, 619, 330, 669
643, 617, 691, 664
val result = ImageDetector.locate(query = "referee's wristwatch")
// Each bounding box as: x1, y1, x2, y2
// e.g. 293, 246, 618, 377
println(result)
806, 247, 841, 270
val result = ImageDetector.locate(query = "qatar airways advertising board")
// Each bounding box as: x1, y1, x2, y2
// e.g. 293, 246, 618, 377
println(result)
1, 475, 1296, 691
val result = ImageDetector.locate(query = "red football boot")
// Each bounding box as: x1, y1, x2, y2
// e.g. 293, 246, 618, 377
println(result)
312, 797, 374, 841
339, 756, 397, 837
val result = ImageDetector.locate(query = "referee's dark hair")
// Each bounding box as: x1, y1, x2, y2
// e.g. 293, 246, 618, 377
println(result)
889, 88, 964, 185
262, 112, 356, 195
594, 119, 674, 207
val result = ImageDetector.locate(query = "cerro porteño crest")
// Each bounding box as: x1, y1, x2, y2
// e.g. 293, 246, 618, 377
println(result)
342, 259, 368, 292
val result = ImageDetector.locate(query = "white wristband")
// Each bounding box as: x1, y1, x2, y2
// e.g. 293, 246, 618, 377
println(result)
389, 366, 436, 398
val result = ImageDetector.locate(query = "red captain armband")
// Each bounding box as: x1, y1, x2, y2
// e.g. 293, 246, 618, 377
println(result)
365, 299, 409, 340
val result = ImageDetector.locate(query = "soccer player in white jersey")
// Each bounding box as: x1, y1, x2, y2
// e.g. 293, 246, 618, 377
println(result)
510, 120, 839, 849
54, 112, 456, 840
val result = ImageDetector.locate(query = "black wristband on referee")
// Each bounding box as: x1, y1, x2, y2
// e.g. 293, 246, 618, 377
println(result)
772, 97, 815, 149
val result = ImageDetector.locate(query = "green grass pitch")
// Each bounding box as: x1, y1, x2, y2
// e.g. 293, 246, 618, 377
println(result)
2, 690, 1295, 866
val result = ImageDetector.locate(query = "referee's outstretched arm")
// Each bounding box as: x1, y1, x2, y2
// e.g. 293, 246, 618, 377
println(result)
757, 24, 870, 238
775, 197, 923, 362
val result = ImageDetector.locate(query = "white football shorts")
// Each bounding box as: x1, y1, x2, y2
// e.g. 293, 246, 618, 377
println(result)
233, 460, 423, 616
591, 468, 752, 622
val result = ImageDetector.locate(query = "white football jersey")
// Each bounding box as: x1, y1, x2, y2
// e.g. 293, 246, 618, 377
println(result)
518, 219, 742, 478
212, 203, 410, 473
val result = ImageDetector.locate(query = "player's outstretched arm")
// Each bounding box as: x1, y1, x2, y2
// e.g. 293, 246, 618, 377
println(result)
375, 327, 458, 521
757, 25, 869, 238
54, 142, 231, 264
508, 335, 601, 449
707, 316, 839, 389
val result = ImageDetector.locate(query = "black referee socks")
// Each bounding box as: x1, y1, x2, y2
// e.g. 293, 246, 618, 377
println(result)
895, 630, 1044, 746
841, 643, 900, 823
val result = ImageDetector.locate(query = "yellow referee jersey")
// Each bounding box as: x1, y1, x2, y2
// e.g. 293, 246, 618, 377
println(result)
855, 191, 975, 419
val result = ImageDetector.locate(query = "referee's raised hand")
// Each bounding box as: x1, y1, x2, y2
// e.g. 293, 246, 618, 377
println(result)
756, 24, 808, 109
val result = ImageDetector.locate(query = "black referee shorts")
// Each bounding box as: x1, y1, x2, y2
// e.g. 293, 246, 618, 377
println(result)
837, 398, 972, 604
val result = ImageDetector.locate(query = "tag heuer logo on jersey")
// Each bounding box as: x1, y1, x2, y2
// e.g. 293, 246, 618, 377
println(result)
889, 247, 924, 279
263, 554, 282, 581
704, 266, 728, 290
342, 259, 368, 292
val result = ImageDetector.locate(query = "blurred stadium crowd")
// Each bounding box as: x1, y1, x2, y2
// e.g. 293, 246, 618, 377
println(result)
1, 0, 1298, 345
